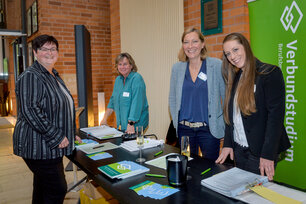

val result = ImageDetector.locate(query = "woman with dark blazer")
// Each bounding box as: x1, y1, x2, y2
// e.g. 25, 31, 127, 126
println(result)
13, 35, 81, 203
216, 33, 290, 180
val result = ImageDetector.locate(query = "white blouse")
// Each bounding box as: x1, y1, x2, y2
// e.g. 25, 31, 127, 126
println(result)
57, 81, 74, 120
233, 92, 249, 147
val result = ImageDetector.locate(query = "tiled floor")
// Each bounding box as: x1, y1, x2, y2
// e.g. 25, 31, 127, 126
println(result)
0, 117, 86, 204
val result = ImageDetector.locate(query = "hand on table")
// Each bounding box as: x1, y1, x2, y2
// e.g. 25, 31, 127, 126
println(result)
260, 157, 274, 181
215, 147, 234, 164
100, 119, 107, 126
75, 135, 82, 143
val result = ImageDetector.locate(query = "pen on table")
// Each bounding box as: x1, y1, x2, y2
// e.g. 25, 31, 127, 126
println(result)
145, 174, 166, 178
93, 144, 104, 149
154, 150, 163, 157
201, 168, 211, 175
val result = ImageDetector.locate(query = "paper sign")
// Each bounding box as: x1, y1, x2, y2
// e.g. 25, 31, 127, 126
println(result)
250, 185, 302, 204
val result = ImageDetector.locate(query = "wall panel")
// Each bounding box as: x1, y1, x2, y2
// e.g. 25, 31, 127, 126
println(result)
120, 0, 184, 139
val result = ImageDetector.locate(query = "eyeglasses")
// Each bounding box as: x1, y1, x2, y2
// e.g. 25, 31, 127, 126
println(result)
39, 47, 58, 52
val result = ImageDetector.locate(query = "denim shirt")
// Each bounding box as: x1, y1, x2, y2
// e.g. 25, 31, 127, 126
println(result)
108, 71, 149, 131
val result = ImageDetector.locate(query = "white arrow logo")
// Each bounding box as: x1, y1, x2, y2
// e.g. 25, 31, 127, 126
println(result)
280, 1, 303, 33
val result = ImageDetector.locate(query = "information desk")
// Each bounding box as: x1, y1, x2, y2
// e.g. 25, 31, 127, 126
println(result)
67, 134, 244, 204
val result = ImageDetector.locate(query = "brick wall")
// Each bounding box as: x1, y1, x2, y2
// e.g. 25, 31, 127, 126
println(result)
6, 0, 22, 30
184, 0, 249, 59
110, 0, 121, 66
108, 0, 121, 127
38, 0, 113, 126
7, 0, 250, 126
8, 0, 113, 126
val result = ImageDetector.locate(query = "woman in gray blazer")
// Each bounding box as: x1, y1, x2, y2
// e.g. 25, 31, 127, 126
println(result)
169, 27, 225, 160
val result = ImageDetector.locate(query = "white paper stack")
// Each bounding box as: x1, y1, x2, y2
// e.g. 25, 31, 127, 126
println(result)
145, 153, 193, 170
120, 139, 164, 152
80, 125, 123, 140
201, 167, 268, 198
76, 142, 119, 154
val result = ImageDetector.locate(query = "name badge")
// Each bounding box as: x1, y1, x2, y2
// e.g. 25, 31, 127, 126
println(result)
198, 72, 207, 81
123, 92, 130, 97
254, 84, 256, 93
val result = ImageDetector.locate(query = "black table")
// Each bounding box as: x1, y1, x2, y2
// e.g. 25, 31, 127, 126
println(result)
68, 133, 245, 204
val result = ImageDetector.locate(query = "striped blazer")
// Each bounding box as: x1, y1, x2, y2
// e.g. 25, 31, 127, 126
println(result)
13, 61, 76, 159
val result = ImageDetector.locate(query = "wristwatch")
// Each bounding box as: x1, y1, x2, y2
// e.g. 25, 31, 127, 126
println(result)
128, 121, 135, 126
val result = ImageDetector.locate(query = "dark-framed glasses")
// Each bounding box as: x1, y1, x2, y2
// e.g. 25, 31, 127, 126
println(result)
39, 47, 58, 52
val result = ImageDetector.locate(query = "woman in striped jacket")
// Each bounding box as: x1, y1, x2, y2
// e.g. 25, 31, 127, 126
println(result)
13, 34, 81, 204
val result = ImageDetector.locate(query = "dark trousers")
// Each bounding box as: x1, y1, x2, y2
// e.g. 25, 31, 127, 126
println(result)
178, 123, 220, 160
23, 157, 67, 204
233, 142, 278, 175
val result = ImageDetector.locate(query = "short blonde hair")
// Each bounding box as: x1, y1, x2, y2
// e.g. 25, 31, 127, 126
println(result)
115, 53, 138, 74
178, 27, 208, 62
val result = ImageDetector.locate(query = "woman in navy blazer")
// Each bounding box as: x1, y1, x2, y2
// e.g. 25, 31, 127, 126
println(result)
216, 33, 290, 180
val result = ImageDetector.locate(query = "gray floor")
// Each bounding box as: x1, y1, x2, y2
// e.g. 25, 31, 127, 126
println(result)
0, 117, 85, 204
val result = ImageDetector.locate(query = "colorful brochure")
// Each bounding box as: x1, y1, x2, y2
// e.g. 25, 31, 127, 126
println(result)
86, 152, 113, 161
75, 139, 98, 147
130, 180, 179, 200
98, 160, 149, 179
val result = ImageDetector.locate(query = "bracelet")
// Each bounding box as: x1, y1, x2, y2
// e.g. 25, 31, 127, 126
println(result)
128, 121, 135, 126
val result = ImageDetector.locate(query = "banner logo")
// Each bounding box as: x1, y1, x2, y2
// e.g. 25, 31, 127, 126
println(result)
280, 1, 303, 33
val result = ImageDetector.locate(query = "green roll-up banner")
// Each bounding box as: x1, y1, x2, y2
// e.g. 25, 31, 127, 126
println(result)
248, 0, 305, 190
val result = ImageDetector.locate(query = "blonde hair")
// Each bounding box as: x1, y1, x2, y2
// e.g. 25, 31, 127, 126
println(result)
115, 53, 138, 74
178, 27, 208, 62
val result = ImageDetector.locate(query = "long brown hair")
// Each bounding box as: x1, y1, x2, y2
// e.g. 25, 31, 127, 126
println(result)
178, 27, 208, 61
222, 33, 256, 124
